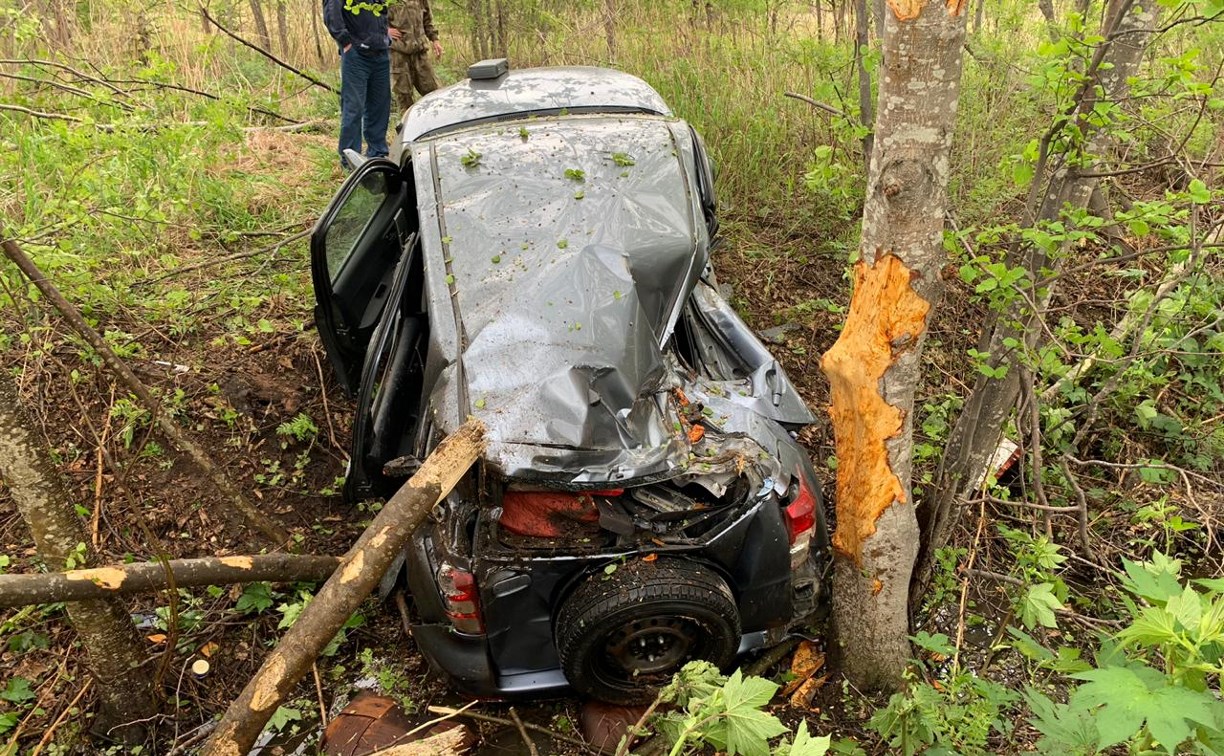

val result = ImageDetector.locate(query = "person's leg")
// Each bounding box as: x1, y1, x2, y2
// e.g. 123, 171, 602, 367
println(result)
363, 51, 391, 158
390, 51, 414, 115
410, 51, 439, 97
338, 49, 370, 166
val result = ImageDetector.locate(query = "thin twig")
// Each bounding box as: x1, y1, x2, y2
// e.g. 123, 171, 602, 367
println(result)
30, 678, 91, 756
199, 5, 338, 94
426, 705, 595, 751
90, 384, 116, 548
953, 500, 986, 672
782, 90, 847, 118
312, 664, 328, 728
509, 707, 540, 756
140, 228, 312, 285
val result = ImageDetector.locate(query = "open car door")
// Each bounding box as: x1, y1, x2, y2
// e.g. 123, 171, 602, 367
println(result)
311, 159, 414, 395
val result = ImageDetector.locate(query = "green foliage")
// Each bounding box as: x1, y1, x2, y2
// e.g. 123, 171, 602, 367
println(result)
1022, 555, 1224, 754
0, 677, 35, 704
653, 661, 829, 756
276, 413, 318, 444
869, 670, 1017, 756
236, 582, 276, 614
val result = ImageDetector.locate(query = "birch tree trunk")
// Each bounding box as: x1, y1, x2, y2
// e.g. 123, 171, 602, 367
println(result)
0, 372, 157, 742
822, 0, 970, 690
914, 0, 1162, 597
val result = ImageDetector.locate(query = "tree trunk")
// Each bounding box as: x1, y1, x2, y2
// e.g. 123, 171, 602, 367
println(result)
1037, 0, 1059, 40
202, 420, 485, 756
0, 372, 158, 742
469, 0, 489, 60
249, 0, 272, 51
973, 0, 985, 34
853, 0, 874, 173
275, 0, 290, 56
913, 0, 1162, 601
309, 0, 325, 64
604, 0, 616, 63
0, 555, 342, 608
822, 0, 970, 691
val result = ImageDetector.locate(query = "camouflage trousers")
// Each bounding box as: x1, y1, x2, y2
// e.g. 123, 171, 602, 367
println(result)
391, 51, 439, 114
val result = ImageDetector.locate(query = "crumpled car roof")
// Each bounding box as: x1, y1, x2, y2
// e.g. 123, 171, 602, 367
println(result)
413, 114, 711, 484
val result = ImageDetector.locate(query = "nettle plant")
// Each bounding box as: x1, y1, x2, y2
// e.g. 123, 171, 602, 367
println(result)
1021, 553, 1224, 754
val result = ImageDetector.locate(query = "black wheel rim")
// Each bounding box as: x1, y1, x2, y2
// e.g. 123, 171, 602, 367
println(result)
601, 615, 703, 681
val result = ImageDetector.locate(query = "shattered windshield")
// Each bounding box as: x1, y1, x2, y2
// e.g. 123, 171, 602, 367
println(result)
414, 115, 709, 483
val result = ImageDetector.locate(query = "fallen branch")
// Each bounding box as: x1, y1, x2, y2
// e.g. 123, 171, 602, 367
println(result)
199, 5, 338, 95
0, 555, 341, 608
0, 102, 83, 122
140, 228, 312, 286
201, 420, 486, 755
783, 91, 847, 118
0, 58, 130, 96
0, 237, 291, 547
0, 105, 318, 132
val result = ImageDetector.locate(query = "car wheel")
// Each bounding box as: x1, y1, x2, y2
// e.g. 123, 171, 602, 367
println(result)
555, 559, 740, 704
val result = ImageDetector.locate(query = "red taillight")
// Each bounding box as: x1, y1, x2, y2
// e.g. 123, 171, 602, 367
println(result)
437, 562, 483, 634
784, 473, 818, 570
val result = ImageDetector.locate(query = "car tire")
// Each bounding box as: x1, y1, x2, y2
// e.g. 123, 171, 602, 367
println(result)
555, 559, 740, 705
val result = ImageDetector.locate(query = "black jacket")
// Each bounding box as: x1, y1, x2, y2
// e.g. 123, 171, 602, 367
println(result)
322, 0, 390, 54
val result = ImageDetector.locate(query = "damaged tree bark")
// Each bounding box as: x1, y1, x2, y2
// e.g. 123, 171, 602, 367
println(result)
821, 0, 969, 690
0, 371, 158, 742
1, 237, 291, 547
202, 420, 485, 756
0, 554, 341, 608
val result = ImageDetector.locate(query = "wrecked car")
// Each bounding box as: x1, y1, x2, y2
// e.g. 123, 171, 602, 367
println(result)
310, 61, 831, 704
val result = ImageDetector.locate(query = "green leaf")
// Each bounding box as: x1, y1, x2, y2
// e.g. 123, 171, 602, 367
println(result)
1187, 178, 1210, 204
268, 704, 302, 731
710, 670, 788, 756
1145, 686, 1218, 754
1070, 664, 1155, 747
910, 631, 955, 656
0, 677, 35, 704
1020, 583, 1064, 629
1120, 557, 1183, 603
236, 582, 274, 614
785, 721, 832, 756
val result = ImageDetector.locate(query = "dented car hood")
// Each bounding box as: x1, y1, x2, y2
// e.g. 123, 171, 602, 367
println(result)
411, 114, 812, 486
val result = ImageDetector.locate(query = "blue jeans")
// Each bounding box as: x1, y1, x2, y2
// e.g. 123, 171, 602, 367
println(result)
339, 48, 391, 162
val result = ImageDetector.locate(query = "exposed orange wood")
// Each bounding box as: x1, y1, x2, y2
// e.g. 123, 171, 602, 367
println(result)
821, 254, 930, 562
946, 0, 968, 15
886, 0, 928, 21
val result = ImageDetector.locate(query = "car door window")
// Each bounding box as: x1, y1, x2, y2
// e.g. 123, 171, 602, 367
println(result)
311, 159, 413, 395
323, 171, 392, 283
